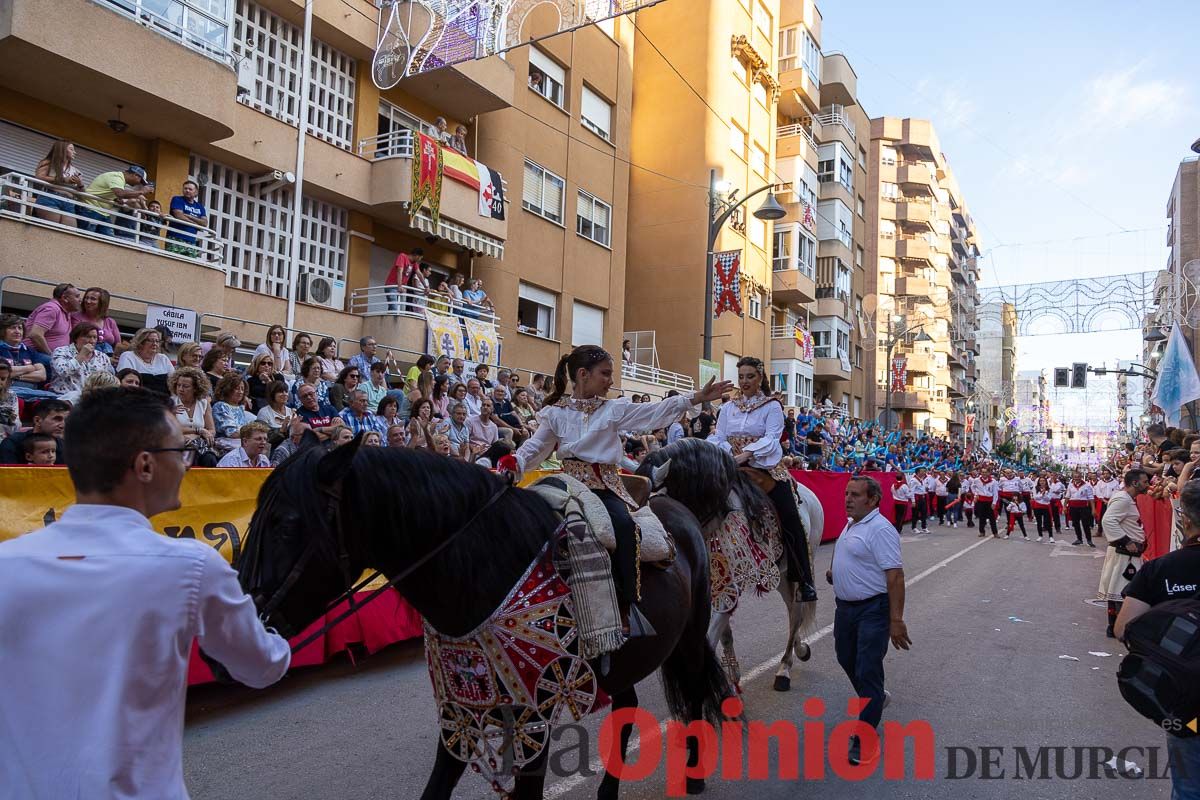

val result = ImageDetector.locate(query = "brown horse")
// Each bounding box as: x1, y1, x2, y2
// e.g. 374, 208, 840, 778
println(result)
231, 439, 730, 798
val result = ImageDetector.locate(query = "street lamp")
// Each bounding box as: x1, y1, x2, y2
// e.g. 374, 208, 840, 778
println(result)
703, 169, 789, 361
882, 315, 933, 433
1143, 326, 1168, 343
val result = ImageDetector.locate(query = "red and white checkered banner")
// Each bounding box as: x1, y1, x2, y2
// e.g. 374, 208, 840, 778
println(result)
713, 250, 743, 318
966, 413, 976, 434
890, 356, 907, 392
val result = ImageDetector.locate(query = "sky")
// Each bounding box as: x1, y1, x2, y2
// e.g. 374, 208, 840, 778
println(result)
818, 0, 1200, 429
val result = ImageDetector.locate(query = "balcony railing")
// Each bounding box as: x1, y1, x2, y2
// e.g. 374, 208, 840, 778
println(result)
349, 284, 500, 328
97, 0, 234, 66
621, 361, 695, 392
812, 105, 856, 141
777, 123, 819, 152
358, 129, 417, 161
0, 171, 224, 267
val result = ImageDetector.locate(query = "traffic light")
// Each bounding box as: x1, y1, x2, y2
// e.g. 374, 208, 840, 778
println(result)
1068, 430, 1075, 440
1054, 368, 1069, 388
1090, 446, 1096, 453
1071, 363, 1088, 389
1046, 429, 1053, 440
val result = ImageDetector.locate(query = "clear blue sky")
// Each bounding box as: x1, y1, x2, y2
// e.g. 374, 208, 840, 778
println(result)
818, 0, 1200, 424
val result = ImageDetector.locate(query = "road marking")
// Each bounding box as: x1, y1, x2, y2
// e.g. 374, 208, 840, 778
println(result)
540, 535, 992, 798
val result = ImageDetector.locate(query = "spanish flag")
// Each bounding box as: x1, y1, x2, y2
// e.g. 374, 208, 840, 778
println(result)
441, 145, 480, 190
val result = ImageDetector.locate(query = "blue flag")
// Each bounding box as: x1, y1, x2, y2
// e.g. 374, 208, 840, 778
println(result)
1152, 326, 1200, 426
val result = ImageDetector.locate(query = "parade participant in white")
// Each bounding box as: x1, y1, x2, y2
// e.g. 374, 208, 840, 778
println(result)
509, 345, 731, 634
1067, 473, 1096, 547
1031, 477, 1055, 543
1020, 473, 1036, 521
908, 468, 930, 534
708, 356, 818, 601
0, 388, 289, 799
1095, 467, 1120, 532
933, 472, 949, 527
890, 474, 912, 533
971, 468, 1000, 537
1098, 469, 1149, 637
1048, 475, 1067, 536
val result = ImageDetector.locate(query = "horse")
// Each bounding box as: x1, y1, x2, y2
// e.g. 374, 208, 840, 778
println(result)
233, 438, 731, 799
638, 438, 825, 693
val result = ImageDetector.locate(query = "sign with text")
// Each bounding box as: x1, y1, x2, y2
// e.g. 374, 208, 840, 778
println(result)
145, 304, 197, 345
699, 359, 721, 388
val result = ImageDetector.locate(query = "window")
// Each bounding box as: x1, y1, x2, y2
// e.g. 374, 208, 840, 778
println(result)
858, 148, 867, 169
856, 246, 864, 268
375, 101, 427, 158
748, 215, 767, 250
730, 124, 746, 159
581, 85, 613, 142
817, 158, 834, 183
749, 291, 763, 321
798, 232, 816, 277
571, 301, 604, 346
881, 146, 897, 166
754, 1, 772, 37
518, 282, 557, 339
838, 157, 854, 191
813, 330, 831, 359
100, 0, 230, 62
836, 264, 851, 300
751, 143, 768, 176
772, 227, 792, 271
881, 181, 899, 199
522, 160, 565, 224
731, 54, 747, 84
576, 191, 612, 247
857, 196, 865, 217
528, 47, 566, 108
753, 80, 768, 107
854, 346, 863, 368
802, 29, 821, 83
880, 220, 896, 238
836, 329, 850, 356
778, 26, 798, 71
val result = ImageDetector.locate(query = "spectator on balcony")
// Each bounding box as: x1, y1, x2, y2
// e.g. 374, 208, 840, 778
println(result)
386, 422, 407, 448
428, 279, 453, 315
443, 402, 472, 452
406, 397, 437, 450
327, 365, 363, 412
452, 125, 469, 154
622, 339, 633, 365
288, 332, 313, 377
212, 374, 255, 453
201, 347, 231, 392
256, 380, 295, 446
339, 388, 389, 439
462, 378, 485, 417
0, 363, 18, 439
33, 140, 85, 229
215, 422, 272, 468
116, 328, 174, 396
294, 383, 344, 443
49, 322, 114, 396
462, 279, 493, 317
361, 430, 383, 447
447, 273, 466, 312
165, 179, 209, 259
377, 396, 402, 432
385, 247, 424, 313
511, 388, 538, 434
430, 374, 450, 419
493, 368, 513, 400
0, 314, 49, 394
434, 116, 453, 147
72, 288, 121, 356
0, 398, 69, 465
448, 381, 468, 414
446, 357, 467, 387
408, 370, 434, 410
431, 355, 451, 381
246, 353, 283, 413
289, 356, 331, 409
409, 263, 433, 302
137, 199, 167, 248
167, 366, 217, 468
528, 373, 546, 407
116, 368, 141, 389
25, 283, 83, 365
254, 325, 294, 380
176, 342, 203, 371
209, 333, 243, 372
405, 354, 435, 390
315, 337, 343, 382
79, 165, 153, 240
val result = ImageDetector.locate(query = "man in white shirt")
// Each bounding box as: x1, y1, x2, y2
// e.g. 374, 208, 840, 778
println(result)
972, 468, 1000, 538
0, 388, 290, 798
1020, 473, 1036, 521
1094, 467, 1120, 533
216, 420, 272, 467
909, 468, 930, 534
1047, 474, 1066, 536
828, 476, 910, 766
998, 469, 1022, 515
462, 377, 485, 417
1066, 472, 1096, 546
890, 474, 912, 533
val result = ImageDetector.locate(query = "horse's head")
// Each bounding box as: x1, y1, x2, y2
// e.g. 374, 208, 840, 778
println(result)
637, 438, 736, 526
237, 436, 366, 639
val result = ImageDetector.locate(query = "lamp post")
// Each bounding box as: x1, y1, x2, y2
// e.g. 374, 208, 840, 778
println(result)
882, 314, 933, 433
703, 169, 788, 361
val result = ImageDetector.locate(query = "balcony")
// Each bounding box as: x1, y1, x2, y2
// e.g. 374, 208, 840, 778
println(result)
889, 390, 932, 411
895, 275, 933, 298
817, 236, 854, 265
896, 235, 932, 264
820, 53, 857, 108
897, 161, 937, 192
772, 266, 817, 304
813, 353, 852, 381
779, 66, 821, 119
895, 200, 932, 228
902, 350, 937, 374
771, 325, 813, 363
621, 361, 695, 393
810, 105, 856, 149
777, 124, 820, 170
813, 290, 849, 320
0, 0, 237, 146
396, 56, 515, 123
359, 129, 507, 258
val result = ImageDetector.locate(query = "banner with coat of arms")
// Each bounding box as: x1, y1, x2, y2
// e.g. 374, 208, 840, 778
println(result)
712, 250, 743, 318
425, 309, 463, 361
463, 317, 500, 366
891, 356, 908, 392
412, 133, 444, 228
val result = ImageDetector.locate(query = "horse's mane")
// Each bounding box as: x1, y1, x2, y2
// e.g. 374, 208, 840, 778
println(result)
638, 438, 775, 530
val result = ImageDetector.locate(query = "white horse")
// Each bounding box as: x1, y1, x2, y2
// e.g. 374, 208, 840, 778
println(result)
639, 439, 826, 693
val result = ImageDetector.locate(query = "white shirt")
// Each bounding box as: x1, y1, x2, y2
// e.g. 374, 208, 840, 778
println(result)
832, 508, 903, 601
999, 477, 1022, 493
922, 475, 938, 494
891, 483, 913, 503
516, 395, 692, 473
1005, 500, 1027, 514
462, 392, 484, 417
971, 477, 999, 502
117, 350, 175, 375
1021, 477, 1036, 492
908, 475, 927, 496
1067, 481, 1095, 502
707, 394, 784, 470
933, 478, 949, 497
1048, 480, 1066, 500
1095, 478, 1120, 500
216, 446, 271, 467
0, 504, 290, 799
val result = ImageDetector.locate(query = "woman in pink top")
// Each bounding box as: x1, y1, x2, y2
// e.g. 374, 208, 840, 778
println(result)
73, 287, 121, 355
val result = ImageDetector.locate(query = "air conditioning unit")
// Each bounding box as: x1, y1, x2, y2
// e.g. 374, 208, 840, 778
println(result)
299, 271, 346, 310
236, 56, 255, 97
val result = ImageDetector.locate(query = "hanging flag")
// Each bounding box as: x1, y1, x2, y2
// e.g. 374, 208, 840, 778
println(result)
476, 161, 506, 220
424, 309, 463, 361
442, 146, 480, 189
463, 317, 500, 366
712, 250, 743, 318
793, 322, 814, 362
412, 133, 443, 227
801, 201, 816, 232
891, 356, 908, 392
1152, 326, 1200, 426
966, 413, 976, 433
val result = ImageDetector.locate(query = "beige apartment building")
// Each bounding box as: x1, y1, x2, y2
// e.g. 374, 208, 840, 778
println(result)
0, 0, 653, 389
865, 117, 981, 435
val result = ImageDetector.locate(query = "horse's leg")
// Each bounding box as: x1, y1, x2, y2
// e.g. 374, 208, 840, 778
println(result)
597, 687, 639, 800
773, 570, 800, 692
719, 624, 743, 694
511, 749, 550, 800
418, 742, 468, 800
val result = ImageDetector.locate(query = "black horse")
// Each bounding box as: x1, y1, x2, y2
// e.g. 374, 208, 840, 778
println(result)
235, 438, 730, 798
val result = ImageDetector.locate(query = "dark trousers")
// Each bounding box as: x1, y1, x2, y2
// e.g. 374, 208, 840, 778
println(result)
963, 505, 974, 527
766, 479, 815, 588
1106, 600, 1122, 635
935, 495, 948, 525
1097, 500, 1109, 533
1022, 493, 1034, 520
1070, 505, 1094, 544
976, 500, 998, 536
911, 496, 928, 530
834, 593, 891, 730
1034, 508, 1052, 536
1049, 500, 1064, 532
892, 503, 908, 533
1006, 512, 1026, 535
596, 489, 637, 606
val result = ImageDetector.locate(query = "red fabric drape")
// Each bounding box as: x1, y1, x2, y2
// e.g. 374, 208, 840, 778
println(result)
791, 471, 899, 542
1137, 495, 1173, 562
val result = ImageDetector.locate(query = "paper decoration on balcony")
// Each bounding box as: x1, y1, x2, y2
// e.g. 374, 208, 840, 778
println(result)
712, 250, 743, 318
412, 133, 444, 228
373, 0, 667, 88
477, 161, 506, 221
801, 202, 816, 232
891, 356, 907, 393
793, 323, 814, 363
426, 309, 464, 361
464, 317, 500, 366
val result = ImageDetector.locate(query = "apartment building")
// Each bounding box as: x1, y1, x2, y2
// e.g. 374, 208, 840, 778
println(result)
976, 301, 1017, 443
865, 117, 981, 434
624, 0, 781, 385
1147, 155, 1200, 386
0, 0, 640, 386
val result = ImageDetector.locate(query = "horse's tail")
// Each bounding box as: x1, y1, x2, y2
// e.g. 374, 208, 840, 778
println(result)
660, 634, 730, 726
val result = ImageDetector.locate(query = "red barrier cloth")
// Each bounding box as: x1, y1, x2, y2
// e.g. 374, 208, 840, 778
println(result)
791, 471, 899, 542
1138, 495, 1173, 562
187, 588, 423, 686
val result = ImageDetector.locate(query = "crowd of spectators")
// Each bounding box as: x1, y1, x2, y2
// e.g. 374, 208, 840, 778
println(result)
384, 247, 496, 320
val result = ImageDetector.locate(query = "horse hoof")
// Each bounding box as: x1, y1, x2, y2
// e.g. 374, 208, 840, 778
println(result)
796, 642, 811, 662
687, 777, 706, 794
773, 675, 791, 692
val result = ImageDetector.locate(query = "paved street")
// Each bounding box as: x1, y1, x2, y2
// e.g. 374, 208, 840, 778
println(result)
184, 519, 1168, 799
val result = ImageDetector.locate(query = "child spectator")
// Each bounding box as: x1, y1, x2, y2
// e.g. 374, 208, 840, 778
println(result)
22, 432, 57, 465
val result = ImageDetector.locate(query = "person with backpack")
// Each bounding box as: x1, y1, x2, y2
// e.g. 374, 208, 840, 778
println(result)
1098, 468, 1149, 637
1116, 477, 1200, 798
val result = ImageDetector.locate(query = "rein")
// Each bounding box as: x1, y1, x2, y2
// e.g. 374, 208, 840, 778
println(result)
282, 478, 514, 655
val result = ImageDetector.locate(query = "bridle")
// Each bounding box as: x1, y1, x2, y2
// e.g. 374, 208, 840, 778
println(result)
250, 473, 513, 654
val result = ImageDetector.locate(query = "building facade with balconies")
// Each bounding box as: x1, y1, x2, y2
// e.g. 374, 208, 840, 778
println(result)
0, 0, 637, 386
1158, 155, 1200, 385
865, 116, 981, 434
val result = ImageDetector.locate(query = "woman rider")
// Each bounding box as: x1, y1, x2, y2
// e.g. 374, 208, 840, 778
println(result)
501, 345, 731, 635
707, 356, 818, 602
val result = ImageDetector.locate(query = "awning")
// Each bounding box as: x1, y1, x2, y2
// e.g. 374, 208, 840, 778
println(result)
411, 209, 505, 260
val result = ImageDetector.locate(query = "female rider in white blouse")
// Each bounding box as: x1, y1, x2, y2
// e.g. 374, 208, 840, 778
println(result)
509, 345, 731, 635
707, 355, 817, 602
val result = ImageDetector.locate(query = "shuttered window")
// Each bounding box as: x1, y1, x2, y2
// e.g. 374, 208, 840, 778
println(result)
576, 191, 611, 247
571, 301, 604, 346
0, 119, 127, 181
580, 86, 612, 142
522, 160, 565, 224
